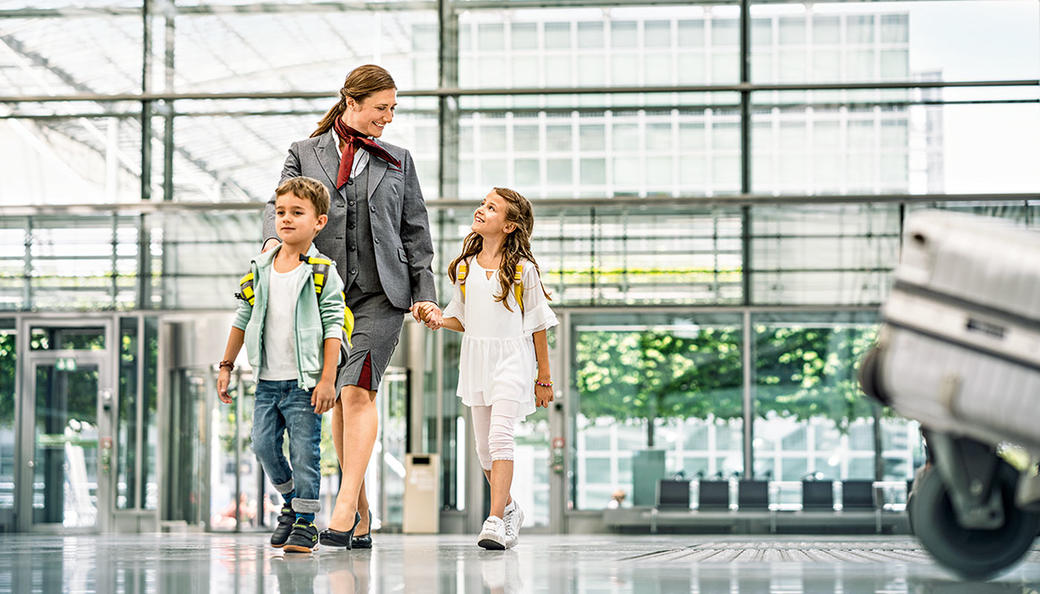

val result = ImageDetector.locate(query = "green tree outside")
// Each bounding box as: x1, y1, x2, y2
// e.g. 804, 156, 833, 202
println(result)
575, 324, 881, 450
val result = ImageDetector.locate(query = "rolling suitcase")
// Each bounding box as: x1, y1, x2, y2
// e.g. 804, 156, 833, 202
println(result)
859, 209, 1040, 580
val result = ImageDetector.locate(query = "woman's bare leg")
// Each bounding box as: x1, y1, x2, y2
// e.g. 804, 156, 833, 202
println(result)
328, 385, 378, 531
331, 399, 345, 468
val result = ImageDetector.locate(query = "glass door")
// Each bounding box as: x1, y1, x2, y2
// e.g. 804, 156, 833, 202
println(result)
16, 320, 115, 533
23, 355, 111, 530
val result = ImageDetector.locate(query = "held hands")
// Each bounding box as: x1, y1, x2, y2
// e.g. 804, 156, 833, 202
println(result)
535, 378, 554, 408
312, 379, 336, 414
217, 368, 233, 404
411, 301, 443, 330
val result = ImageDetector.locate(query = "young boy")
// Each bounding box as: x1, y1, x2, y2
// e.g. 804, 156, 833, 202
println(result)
217, 176, 345, 553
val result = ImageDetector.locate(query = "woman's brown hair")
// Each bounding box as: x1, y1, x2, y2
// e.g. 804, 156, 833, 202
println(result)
312, 64, 396, 138
448, 187, 551, 311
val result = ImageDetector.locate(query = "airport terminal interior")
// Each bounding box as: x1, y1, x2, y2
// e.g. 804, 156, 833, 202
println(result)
0, 0, 1038, 592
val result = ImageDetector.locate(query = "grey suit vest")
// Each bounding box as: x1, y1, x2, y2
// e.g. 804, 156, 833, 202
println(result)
345, 170, 381, 294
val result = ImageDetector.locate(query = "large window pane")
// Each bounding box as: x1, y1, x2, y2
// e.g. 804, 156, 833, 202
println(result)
157, 210, 260, 310
0, 116, 143, 206
174, 10, 438, 93
0, 17, 141, 95
572, 313, 743, 509
750, 204, 900, 305
17, 215, 141, 311
460, 6, 736, 92
752, 313, 881, 483
435, 205, 742, 307
751, 2, 1039, 83
172, 99, 439, 203
752, 102, 1040, 195
460, 105, 739, 200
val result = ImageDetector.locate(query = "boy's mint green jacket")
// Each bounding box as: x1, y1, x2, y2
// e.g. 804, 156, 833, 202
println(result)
232, 243, 345, 390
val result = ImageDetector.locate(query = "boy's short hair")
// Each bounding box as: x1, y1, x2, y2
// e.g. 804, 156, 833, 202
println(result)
275, 177, 330, 217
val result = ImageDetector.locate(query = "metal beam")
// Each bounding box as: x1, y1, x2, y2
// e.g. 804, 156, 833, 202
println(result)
1, 192, 1035, 217
0, 0, 1004, 18
2, 79, 1036, 104
5, 96, 1038, 120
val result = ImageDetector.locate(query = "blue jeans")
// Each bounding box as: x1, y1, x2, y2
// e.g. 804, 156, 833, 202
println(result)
252, 380, 322, 514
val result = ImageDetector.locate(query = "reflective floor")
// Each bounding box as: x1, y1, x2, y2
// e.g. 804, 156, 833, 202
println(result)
0, 533, 1038, 593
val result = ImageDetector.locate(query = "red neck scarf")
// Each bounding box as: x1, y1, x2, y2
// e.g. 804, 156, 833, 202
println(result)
332, 118, 401, 189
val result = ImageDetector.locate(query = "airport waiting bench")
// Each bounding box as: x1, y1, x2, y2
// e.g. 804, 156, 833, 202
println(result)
602, 479, 910, 534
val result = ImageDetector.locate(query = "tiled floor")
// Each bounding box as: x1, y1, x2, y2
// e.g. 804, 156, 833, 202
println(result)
0, 533, 1037, 593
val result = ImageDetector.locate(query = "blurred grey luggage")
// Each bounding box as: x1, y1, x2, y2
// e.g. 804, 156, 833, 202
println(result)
866, 210, 1040, 451
859, 209, 1040, 580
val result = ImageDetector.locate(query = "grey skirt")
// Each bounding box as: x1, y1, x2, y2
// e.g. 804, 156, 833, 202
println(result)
336, 285, 407, 395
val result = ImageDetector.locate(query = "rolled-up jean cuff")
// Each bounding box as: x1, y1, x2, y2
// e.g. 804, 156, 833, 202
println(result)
273, 479, 294, 495
291, 498, 320, 513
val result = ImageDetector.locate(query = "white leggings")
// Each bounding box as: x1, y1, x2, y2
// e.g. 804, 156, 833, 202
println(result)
470, 400, 521, 471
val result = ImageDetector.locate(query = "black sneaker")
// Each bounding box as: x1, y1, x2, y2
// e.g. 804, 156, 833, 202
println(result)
283, 519, 319, 553
270, 505, 295, 548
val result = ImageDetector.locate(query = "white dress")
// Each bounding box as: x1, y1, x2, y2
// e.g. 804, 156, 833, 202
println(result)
442, 258, 558, 418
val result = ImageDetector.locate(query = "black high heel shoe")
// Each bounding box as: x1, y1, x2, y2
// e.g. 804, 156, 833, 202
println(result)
352, 511, 373, 549
319, 511, 361, 550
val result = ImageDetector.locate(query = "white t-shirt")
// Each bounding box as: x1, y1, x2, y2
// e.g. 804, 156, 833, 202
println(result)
259, 267, 300, 381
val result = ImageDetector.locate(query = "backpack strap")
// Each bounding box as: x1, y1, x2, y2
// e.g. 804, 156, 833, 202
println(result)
235, 272, 255, 306
300, 254, 333, 297
514, 263, 524, 313
458, 261, 469, 300
302, 255, 353, 347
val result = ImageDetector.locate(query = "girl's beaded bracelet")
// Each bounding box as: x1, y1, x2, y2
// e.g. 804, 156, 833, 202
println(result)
535, 379, 553, 387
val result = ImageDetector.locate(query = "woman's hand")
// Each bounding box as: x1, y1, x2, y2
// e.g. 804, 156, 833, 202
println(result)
535, 380, 554, 408
411, 301, 442, 330
411, 301, 435, 323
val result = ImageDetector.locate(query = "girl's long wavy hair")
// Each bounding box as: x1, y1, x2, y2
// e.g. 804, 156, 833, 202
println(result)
448, 187, 551, 312
311, 65, 396, 138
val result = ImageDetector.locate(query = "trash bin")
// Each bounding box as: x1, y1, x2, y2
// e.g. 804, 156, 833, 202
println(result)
403, 453, 440, 534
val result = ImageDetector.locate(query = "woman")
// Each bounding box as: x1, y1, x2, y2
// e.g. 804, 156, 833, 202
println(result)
263, 64, 442, 548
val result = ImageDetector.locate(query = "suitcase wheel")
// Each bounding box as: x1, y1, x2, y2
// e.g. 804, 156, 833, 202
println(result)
905, 464, 928, 536
911, 458, 1040, 580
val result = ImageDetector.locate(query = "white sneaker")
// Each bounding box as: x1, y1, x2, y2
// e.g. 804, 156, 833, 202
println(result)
503, 500, 524, 548
477, 516, 507, 550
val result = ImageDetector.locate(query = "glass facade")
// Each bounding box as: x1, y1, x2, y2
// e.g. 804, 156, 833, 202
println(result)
0, 0, 1037, 530
572, 312, 744, 509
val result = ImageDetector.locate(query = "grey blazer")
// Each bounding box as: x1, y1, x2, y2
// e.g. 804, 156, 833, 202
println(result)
263, 129, 437, 311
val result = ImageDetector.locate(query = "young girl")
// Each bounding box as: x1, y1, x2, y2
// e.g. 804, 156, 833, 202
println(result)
434, 187, 557, 550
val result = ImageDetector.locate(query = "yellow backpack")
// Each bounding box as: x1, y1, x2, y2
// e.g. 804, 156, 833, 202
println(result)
236, 255, 355, 347
458, 260, 525, 313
